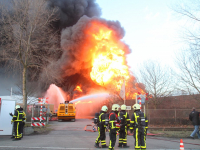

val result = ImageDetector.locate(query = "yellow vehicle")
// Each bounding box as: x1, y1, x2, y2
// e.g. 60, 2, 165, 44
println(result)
57, 101, 76, 121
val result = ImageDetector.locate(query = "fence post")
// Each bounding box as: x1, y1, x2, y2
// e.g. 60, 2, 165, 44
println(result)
32, 104, 34, 118
47, 104, 49, 125
40, 102, 42, 123
32, 104, 34, 128
175, 108, 176, 123
38, 105, 39, 117
149, 113, 150, 125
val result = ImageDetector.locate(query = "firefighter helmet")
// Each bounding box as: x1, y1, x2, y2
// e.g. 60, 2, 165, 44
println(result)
133, 104, 140, 110
101, 105, 108, 112
121, 104, 126, 110
112, 104, 119, 111
15, 105, 20, 109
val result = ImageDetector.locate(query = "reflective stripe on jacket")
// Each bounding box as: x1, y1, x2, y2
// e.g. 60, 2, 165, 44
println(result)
130, 110, 148, 129
12, 109, 24, 122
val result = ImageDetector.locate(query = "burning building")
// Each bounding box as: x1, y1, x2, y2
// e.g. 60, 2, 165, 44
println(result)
41, 0, 146, 118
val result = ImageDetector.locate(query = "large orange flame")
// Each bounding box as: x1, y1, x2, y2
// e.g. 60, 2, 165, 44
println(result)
86, 21, 130, 90
74, 85, 82, 92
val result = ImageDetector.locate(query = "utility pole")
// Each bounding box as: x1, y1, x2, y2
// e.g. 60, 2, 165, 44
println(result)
11, 87, 12, 97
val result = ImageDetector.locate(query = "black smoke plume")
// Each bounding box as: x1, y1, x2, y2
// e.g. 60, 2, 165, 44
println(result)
38, 0, 103, 95
47, 0, 102, 30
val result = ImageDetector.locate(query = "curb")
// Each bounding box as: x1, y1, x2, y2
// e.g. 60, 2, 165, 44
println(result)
149, 127, 194, 131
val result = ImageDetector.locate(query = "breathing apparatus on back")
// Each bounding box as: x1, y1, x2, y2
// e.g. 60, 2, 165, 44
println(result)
94, 105, 108, 125
133, 104, 145, 128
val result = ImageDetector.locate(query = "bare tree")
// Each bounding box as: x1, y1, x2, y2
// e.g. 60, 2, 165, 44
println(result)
172, 0, 200, 101
137, 61, 175, 109
172, 0, 200, 51
175, 49, 200, 99
0, 0, 60, 113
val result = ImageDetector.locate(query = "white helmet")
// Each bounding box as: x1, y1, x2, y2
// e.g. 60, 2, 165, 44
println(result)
101, 105, 108, 112
15, 105, 20, 109
112, 104, 120, 111
133, 104, 140, 110
121, 104, 126, 110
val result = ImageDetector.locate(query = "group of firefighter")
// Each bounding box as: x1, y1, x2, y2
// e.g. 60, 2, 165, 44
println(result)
94, 103, 148, 150
10, 105, 26, 141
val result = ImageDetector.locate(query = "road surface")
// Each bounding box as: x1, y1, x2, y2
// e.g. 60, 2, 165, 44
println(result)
0, 119, 200, 150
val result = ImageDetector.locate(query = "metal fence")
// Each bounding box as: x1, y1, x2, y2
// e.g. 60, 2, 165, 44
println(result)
128, 109, 193, 125
26, 104, 52, 123
25, 106, 193, 125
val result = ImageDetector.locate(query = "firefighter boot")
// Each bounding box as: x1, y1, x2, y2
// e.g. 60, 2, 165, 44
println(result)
101, 145, 108, 148
94, 142, 100, 148
118, 143, 122, 148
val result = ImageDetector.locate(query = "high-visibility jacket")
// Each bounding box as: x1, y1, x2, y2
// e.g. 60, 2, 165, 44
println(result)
130, 110, 148, 130
12, 109, 24, 122
98, 111, 107, 128
118, 111, 130, 129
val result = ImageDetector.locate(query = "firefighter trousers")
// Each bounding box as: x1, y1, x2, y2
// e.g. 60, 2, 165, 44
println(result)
14, 121, 23, 139
119, 126, 128, 146
109, 129, 117, 150
134, 127, 146, 150
95, 127, 106, 146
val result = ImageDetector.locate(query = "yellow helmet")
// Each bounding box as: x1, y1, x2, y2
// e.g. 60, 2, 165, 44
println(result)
101, 105, 108, 112
132, 104, 140, 110
121, 104, 126, 110
15, 105, 20, 109
112, 104, 119, 111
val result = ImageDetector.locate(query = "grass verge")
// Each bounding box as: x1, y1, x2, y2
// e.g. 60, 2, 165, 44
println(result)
149, 130, 193, 138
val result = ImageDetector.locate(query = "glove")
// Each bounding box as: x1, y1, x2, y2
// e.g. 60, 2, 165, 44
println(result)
9, 113, 13, 116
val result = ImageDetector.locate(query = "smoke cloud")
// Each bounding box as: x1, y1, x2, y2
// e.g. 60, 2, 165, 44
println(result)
60, 15, 130, 78
48, 0, 102, 29
41, 15, 132, 95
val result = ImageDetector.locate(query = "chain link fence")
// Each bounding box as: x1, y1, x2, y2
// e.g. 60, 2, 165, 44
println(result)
128, 109, 192, 125
25, 105, 193, 125
26, 104, 52, 123
146, 109, 192, 125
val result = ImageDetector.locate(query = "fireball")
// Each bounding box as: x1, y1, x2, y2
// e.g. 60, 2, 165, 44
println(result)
85, 21, 130, 90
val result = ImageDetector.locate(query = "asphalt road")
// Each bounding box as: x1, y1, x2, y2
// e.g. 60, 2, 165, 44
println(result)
0, 119, 200, 150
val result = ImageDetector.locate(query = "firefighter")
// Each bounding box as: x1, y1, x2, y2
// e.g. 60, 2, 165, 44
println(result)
118, 104, 130, 148
130, 104, 148, 150
94, 105, 109, 148
11, 105, 25, 141
108, 104, 120, 150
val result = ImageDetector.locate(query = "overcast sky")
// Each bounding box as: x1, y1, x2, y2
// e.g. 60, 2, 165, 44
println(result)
96, 0, 190, 72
